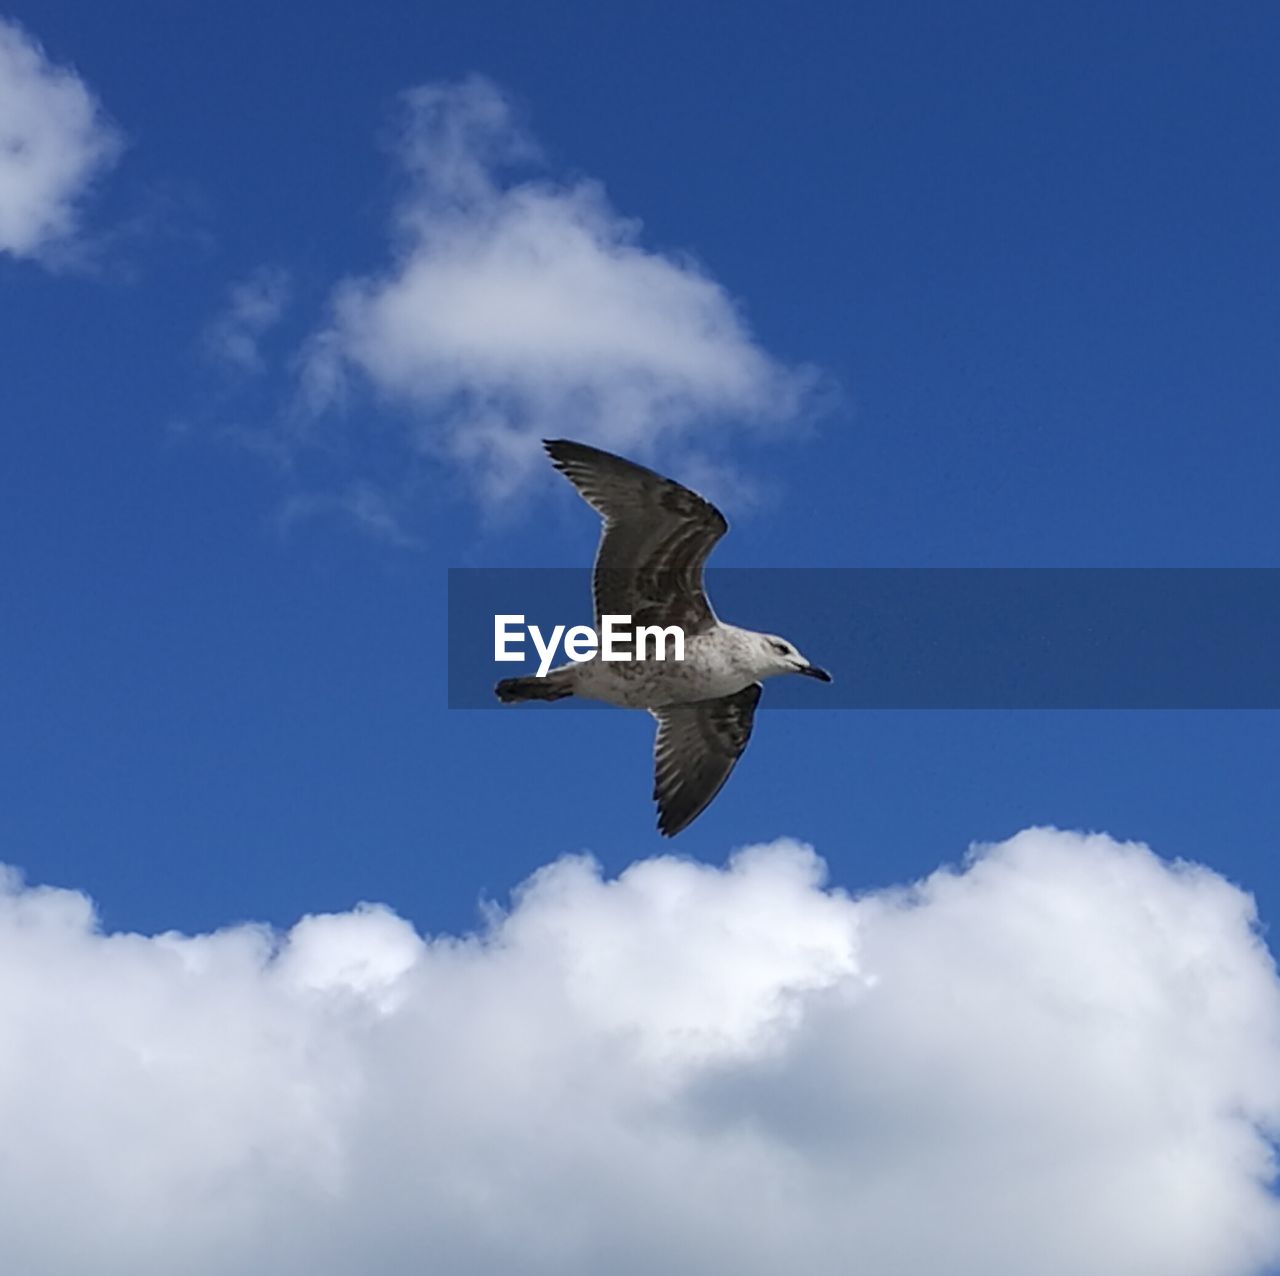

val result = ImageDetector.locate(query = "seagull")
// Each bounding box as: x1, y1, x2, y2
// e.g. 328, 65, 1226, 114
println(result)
496, 439, 831, 836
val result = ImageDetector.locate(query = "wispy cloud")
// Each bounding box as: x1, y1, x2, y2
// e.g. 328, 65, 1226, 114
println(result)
203, 267, 291, 373
298, 76, 820, 501
278, 480, 422, 549
0, 18, 122, 264
2, 829, 1278, 1274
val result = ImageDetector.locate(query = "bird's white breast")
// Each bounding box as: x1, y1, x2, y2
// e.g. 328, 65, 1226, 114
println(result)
569, 626, 756, 708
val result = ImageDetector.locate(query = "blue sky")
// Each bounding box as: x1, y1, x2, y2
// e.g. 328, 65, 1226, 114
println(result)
6, 0, 1278, 930
3, 5, 1280, 1272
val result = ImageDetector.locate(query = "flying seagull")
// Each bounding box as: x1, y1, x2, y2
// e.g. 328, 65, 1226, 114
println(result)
496, 439, 831, 836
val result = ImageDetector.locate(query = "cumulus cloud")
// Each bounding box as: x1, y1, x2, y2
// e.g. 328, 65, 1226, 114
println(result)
0, 18, 122, 262
301, 76, 818, 498
1, 828, 1278, 1275
203, 267, 291, 372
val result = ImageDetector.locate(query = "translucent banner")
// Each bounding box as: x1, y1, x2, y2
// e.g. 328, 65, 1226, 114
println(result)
447, 568, 1280, 709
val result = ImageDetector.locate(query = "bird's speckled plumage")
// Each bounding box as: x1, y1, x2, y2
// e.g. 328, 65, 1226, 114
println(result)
495, 439, 831, 835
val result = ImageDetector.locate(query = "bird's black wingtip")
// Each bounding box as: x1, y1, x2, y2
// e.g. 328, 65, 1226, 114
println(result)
542, 438, 576, 470
544, 438, 616, 464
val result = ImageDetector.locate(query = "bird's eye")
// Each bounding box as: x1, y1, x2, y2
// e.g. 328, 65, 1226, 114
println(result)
771, 641, 789, 656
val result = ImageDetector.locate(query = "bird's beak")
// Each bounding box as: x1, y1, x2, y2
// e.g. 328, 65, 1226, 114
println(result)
797, 663, 833, 682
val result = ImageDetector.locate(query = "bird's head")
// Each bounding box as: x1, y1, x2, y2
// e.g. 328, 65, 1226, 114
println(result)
754, 632, 833, 683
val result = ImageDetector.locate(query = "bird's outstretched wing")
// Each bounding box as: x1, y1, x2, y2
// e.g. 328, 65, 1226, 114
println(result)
544, 439, 728, 634
650, 683, 762, 836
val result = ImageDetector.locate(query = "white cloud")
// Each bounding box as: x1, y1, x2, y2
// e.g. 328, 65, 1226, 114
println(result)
1, 828, 1278, 1274
301, 76, 818, 498
0, 18, 122, 262
204, 267, 291, 372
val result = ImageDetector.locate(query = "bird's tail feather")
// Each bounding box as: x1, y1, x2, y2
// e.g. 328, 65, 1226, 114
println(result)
495, 669, 576, 704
